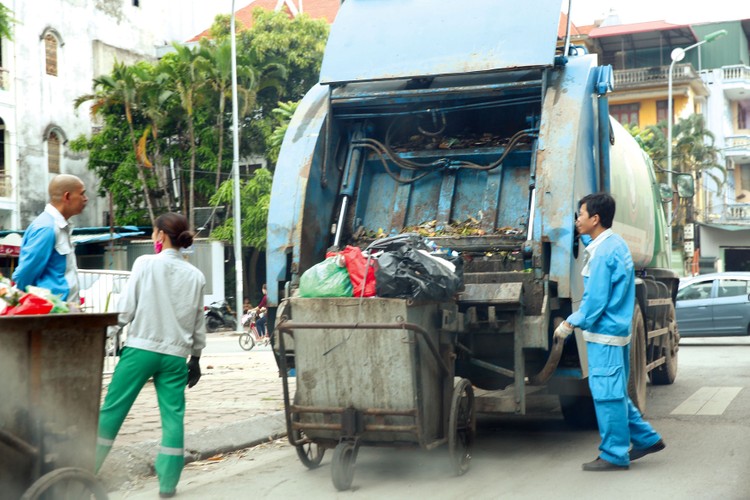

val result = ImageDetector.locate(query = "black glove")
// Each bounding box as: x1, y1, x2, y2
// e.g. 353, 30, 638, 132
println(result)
187, 356, 201, 388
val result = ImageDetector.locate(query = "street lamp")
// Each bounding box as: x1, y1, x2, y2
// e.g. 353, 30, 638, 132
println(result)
666, 29, 727, 234
231, 0, 244, 332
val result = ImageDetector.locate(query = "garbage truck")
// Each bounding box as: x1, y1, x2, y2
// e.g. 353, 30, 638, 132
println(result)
266, 0, 681, 432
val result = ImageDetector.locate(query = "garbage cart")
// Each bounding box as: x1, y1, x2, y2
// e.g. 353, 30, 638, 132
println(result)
0, 313, 118, 499
276, 297, 475, 491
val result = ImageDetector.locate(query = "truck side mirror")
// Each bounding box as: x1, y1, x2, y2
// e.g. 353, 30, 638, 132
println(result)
675, 174, 695, 198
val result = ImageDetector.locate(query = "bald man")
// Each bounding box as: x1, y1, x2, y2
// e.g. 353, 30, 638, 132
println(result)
13, 174, 88, 302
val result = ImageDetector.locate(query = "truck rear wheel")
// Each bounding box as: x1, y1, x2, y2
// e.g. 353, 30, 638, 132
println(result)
651, 304, 678, 385
628, 304, 648, 413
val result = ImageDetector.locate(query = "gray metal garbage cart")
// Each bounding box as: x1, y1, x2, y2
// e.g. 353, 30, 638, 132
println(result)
276, 297, 475, 491
0, 313, 118, 499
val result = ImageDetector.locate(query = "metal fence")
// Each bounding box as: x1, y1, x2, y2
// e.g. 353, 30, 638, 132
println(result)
78, 269, 131, 373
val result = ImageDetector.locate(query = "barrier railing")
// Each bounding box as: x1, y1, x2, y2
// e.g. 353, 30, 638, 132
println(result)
78, 269, 131, 373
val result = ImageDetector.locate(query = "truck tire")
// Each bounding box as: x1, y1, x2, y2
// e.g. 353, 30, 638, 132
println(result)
559, 395, 597, 429
651, 304, 679, 385
628, 304, 648, 413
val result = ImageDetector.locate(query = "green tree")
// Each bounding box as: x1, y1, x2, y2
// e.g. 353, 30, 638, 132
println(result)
159, 43, 210, 230
266, 100, 299, 164
0, 4, 15, 41
210, 168, 273, 297
74, 63, 157, 224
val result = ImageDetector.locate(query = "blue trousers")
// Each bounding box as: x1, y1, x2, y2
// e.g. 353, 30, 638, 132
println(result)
587, 342, 661, 466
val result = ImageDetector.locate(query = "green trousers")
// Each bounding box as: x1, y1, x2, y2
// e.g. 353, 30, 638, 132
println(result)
96, 347, 187, 494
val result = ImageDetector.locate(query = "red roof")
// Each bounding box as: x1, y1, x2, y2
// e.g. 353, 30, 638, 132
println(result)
188, 0, 340, 42
588, 20, 694, 38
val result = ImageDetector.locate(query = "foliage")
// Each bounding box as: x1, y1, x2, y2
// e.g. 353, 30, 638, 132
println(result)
209, 168, 272, 249
72, 6, 329, 250
0, 3, 15, 41
627, 115, 725, 187
267, 100, 299, 164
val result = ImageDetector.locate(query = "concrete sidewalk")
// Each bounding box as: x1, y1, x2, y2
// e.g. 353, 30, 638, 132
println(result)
97, 335, 292, 492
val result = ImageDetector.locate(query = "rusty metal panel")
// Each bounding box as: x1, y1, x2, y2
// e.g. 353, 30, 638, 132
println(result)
288, 298, 446, 446
536, 54, 599, 299
0, 314, 117, 497
320, 0, 562, 84
267, 85, 340, 305
458, 283, 523, 305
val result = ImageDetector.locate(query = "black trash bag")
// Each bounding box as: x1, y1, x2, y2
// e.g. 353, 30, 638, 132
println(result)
374, 244, 461, 301
366, 233, 430, 254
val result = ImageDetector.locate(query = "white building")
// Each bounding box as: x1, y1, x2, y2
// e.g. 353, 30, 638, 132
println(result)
0, 0, 231, 230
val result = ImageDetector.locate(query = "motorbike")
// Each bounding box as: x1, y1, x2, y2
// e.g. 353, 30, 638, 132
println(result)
204, 299, 237, 332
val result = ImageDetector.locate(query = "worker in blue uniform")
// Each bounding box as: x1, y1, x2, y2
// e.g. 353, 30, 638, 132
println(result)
554, 192, 665, 471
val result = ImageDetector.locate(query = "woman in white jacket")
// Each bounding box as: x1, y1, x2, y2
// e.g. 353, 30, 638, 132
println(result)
95, 212, 206, 498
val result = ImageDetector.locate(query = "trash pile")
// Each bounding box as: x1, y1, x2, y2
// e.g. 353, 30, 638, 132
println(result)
299, 234, 462, 301
357, 217, 525, 239
0, 276, 71, 315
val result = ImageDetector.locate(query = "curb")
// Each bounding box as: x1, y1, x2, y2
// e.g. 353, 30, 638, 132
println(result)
99, 411, 287, 490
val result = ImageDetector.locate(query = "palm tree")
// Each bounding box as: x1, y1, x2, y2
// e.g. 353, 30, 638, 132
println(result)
159, 43, 209, 230
133, 62, 175, 212
75, 62, 156, 225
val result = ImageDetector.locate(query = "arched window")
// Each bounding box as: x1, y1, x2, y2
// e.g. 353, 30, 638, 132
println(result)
40, 28, 63, 77
48, 131, 60, 173
44, 34, 57, 76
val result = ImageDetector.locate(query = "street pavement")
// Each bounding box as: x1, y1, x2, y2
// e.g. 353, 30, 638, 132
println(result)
97, 331, 292, 493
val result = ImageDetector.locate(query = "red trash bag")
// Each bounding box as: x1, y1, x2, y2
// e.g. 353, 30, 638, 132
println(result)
1, 292, 54, 316
341, 246, 376, 297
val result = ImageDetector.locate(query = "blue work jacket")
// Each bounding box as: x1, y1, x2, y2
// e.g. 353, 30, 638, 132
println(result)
12, 210, 72, 300
566, 229, 635, 343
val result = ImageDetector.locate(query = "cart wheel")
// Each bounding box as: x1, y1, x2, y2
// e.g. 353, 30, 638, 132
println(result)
448, 378, 476, 476
292, 410, 325, 469
238, 333, 256, 351
331, 441, 357, 491
21, 467, 108, 500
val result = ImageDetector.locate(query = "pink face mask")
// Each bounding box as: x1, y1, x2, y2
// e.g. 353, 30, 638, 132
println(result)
154, 240, 163, 254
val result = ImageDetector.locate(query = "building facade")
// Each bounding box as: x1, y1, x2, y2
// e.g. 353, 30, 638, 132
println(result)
578, 16, 750, 274
0, 0, 228, 230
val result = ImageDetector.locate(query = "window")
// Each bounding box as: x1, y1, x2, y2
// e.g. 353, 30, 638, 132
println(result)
676, 281, 713, 301
739, 101, 749, 130
44, 34, 58, 76
656, 100, 671, 125
717, 279, 750, 298
610, 103, 640, 127
48, 131, 60, 174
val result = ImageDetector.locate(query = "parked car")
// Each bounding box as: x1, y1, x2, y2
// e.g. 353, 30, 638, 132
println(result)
675, 272, 750, 337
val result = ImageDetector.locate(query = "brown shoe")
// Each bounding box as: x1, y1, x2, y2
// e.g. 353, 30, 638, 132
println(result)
582, 457, 629, 471
630, 439, 666, 461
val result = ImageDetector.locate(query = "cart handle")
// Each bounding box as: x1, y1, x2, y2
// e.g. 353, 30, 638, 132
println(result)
0, 428, 39, 459
276, 320, 451, 375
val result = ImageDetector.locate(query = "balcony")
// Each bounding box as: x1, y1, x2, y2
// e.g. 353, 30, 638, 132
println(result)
613, 63, 709, 97
717, 203, 750, 223
720, 65, 750, 101
724, 135, 750, 164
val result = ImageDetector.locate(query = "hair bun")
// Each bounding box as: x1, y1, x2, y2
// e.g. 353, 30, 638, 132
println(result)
177, 230, 195, 248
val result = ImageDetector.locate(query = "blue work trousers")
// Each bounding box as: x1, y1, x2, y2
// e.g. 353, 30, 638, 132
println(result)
587, 342, 661, 466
